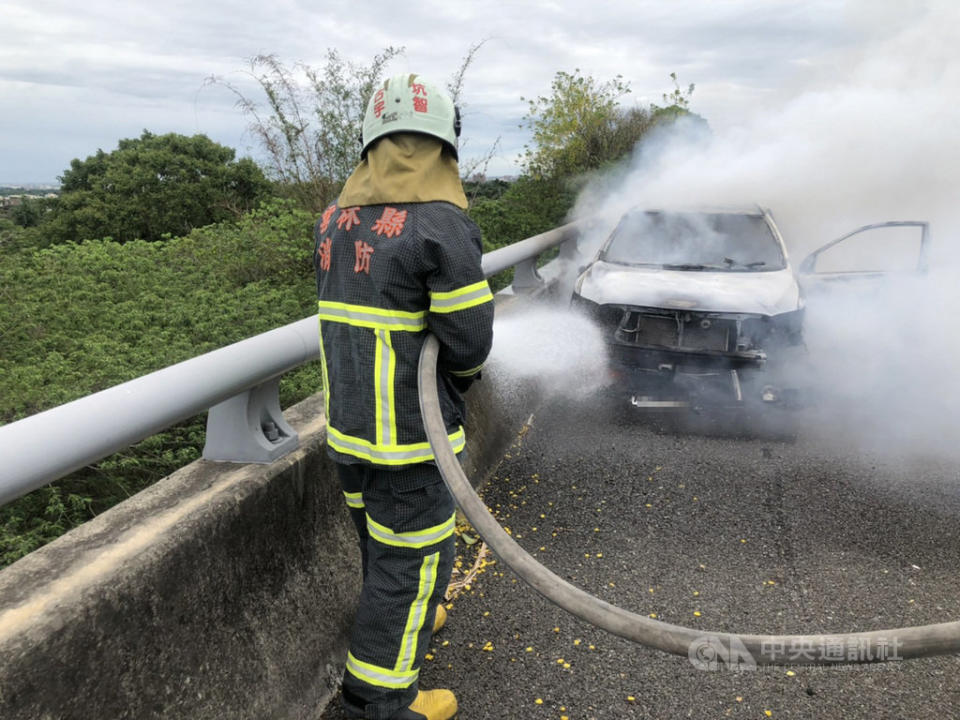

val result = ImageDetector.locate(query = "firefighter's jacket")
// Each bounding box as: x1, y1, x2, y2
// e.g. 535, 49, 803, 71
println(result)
313, 200, 494, 467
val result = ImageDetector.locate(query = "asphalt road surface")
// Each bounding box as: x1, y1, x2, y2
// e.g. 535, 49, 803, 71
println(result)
320, 395, 960, 720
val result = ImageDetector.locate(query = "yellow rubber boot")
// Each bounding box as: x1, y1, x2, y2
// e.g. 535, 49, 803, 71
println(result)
432, 604, 447, 634
393, 689, 458, 720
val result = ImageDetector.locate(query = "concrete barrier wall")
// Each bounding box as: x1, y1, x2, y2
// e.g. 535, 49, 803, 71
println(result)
0, 297, 544, 720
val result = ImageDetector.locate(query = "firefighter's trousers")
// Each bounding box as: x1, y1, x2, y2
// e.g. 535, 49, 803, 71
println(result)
337, 462, 456, 720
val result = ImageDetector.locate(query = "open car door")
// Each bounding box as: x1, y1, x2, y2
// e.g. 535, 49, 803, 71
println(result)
794, 221, 932, 409
798, 221, 930, 296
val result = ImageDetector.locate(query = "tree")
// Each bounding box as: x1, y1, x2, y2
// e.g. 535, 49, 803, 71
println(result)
445, 40, 503, 194
212, 49, 402, 213
520, 70, 705, 181
44, 131, 272, 244
521, 69, 639, 180
649, 71, 707, 127
9, 196, 53, 228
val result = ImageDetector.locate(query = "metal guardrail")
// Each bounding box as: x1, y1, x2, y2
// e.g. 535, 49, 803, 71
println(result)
0, 221, 581, 507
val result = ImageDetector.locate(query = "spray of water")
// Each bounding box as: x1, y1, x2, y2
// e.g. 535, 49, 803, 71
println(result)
487, 306, 610, 401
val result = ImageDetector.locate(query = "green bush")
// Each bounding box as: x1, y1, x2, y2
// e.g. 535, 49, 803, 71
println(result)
0, 197, 321, 567
469, 176, 576, 290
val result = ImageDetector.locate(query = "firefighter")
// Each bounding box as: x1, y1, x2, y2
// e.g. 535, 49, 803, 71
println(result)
313, 74, 495, 720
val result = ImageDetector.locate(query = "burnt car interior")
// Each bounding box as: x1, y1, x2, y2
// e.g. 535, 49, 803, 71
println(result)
602, 210, 786, 271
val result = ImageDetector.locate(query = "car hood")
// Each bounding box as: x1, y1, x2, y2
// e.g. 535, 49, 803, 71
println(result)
576, 261, 801, 316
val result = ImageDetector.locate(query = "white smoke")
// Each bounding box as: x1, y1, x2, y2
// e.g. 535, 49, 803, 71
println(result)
568, 0, 960, 460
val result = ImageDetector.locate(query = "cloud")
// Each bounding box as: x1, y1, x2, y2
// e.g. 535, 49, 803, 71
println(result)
0, 0, 906, 182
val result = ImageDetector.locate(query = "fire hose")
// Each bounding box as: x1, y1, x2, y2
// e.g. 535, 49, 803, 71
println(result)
418, 333, 960, 665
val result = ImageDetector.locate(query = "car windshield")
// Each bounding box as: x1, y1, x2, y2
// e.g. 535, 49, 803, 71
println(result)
601, 210, 786, 271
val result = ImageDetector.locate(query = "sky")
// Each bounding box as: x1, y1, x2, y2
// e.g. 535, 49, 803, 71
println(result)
0, 0, 923, 185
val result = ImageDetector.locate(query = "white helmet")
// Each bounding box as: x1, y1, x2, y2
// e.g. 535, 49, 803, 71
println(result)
361, 73, 460, 158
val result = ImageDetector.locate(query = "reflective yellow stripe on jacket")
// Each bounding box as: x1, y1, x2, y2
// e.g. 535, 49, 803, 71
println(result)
327, 425, 466, 466
318, 300, 427, 331
450, 362, 484, 378
429, 280, 494, 314
374, 329, 397, 447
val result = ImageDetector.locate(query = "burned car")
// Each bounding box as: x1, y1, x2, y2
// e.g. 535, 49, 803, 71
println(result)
571, 207, 803, 408
572, 206, 931, 408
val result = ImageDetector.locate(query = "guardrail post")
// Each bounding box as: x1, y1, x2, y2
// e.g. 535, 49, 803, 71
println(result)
511, 257, 543, 292
510, 234, 581, 293
558, 234, 580, 262
203, 377, 298, 463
